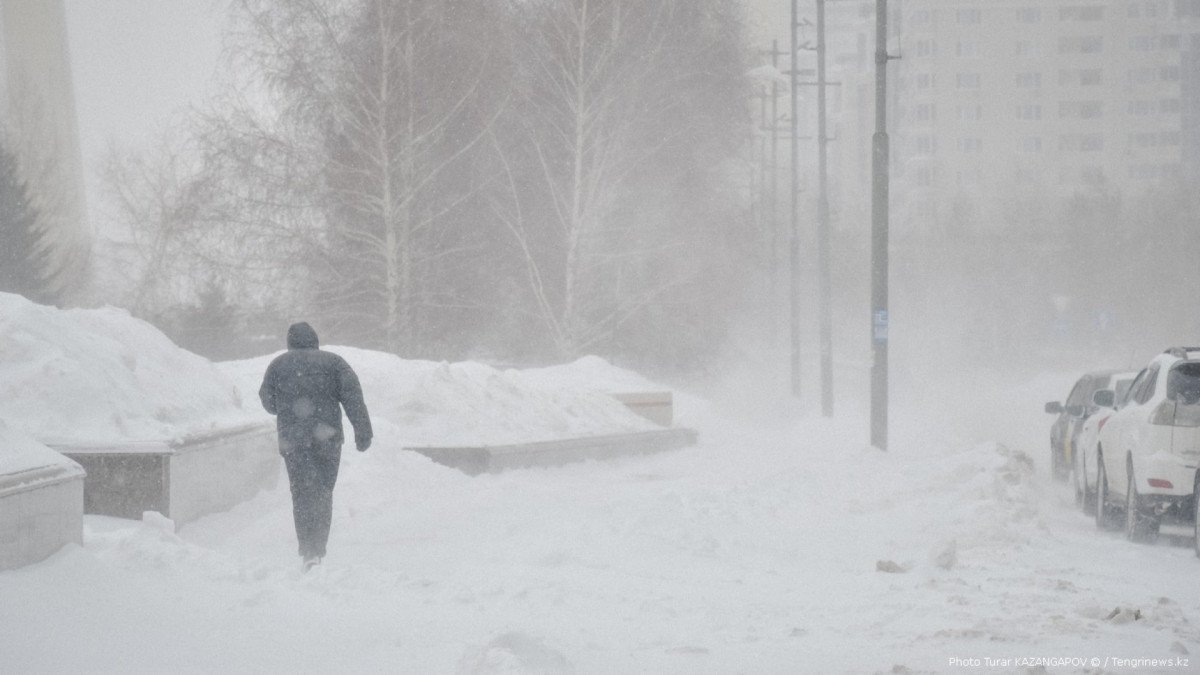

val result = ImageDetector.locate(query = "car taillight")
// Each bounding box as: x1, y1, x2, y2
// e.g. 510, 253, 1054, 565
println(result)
1097, 414, 1112, 431
1149, 478, 1174, 489
1150, 400, 1200, 427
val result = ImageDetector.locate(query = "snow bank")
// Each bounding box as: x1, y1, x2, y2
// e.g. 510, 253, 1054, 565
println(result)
220, 350, 659, 447
0, 418, 79, 478
0, 293, 257, 444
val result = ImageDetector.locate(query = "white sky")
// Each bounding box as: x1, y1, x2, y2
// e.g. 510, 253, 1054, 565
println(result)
63, 0, 225, 190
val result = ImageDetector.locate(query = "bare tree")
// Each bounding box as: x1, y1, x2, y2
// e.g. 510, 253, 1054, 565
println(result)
223, 0, 506, 353
492, 0, 748, 359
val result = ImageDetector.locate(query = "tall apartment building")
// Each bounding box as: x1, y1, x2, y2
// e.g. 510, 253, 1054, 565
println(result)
0, 0, 90, 300
757, 0, 1200, 235
888, 0, 1200, 233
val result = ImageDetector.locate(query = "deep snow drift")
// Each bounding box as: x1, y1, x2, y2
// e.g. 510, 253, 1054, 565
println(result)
0, 293, 255, 444
2, 296, 1200, 673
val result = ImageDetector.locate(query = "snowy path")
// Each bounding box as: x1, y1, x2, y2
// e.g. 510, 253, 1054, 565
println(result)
5, 386, 1200, 673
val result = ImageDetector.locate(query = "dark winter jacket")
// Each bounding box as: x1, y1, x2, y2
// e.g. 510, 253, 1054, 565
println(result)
258, 322, 373, 455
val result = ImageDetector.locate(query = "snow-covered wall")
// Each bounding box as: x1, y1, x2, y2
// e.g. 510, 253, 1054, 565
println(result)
0, 419, 84, 570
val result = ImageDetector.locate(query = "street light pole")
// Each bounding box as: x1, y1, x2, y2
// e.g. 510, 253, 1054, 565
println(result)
816, 0, 833, 417
870, 0, 891, 451
789, 0, 802, 398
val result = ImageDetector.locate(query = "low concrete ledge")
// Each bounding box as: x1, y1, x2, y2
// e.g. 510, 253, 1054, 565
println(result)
48, 422, 280, 525
406, 427, 698, 476
0, 461, 85, 570
610, 391, 674, 427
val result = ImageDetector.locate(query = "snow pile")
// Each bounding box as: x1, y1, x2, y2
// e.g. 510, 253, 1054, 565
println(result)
0, 293, 256, 444
7, 362, 1200, 671
0, 418, 80, 477
220, 349, 659, 447
514, 355, 662, 394
456, 632, 573, 674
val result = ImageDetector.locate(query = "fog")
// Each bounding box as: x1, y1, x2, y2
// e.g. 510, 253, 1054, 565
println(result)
41, 0, 1197, 398
4, 2, 1200, 669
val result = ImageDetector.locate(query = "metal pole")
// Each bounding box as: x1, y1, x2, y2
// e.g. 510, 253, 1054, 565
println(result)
789, 0, 802, 398
771, 39, 781, 346
816, 0, 833, 417
870, 0, 890, 450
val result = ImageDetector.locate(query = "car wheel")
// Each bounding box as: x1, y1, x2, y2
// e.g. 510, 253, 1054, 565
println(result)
1074, 448, 1094, 514
1095, 458, 1118, 531
1052, 443, 1068, 483
1072, 449, 1085, 508
1194, 476, 1200, 559
1124, 466, 1159, 543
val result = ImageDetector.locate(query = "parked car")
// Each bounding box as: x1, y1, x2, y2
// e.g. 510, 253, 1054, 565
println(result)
1072, 371, 1138, 512
1093, 348, 1200, 545
1045, 370, 1128, 482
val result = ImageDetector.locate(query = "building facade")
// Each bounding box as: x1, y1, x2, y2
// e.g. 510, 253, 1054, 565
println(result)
0, 0, 90, 301
753, 0, 1200, 236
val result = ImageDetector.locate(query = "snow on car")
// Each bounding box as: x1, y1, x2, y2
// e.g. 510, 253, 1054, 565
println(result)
1094, 348, 1200, 547
1071, 370, 1137, 512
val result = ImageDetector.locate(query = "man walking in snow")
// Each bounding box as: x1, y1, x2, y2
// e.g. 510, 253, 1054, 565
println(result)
259, 322, 372, 571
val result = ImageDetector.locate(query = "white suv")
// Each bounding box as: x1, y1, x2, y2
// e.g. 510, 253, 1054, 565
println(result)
1094, 348, 1200, 546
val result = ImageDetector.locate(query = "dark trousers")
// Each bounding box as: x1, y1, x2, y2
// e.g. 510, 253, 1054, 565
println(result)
282, 448, 341, 558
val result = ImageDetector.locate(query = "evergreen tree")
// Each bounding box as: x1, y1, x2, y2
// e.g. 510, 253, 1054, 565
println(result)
0, 142, 50, 302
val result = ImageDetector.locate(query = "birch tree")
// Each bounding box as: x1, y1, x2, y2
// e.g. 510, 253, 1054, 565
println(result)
493, 0, 748, 359
226, 0, 505, 353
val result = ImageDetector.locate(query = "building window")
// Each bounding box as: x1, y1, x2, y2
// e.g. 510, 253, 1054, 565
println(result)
1130, 131, 1179, 148
956, 72, 981, 89
956, 41, 979, 58
957, 137, 983, 153
1017, 7, 1042, 22
1128, 100, 1155, 115
1180, 0, 1200, 18
912, 9, 932, 24
956, 104, 984, 121
915, 135, 936, 153
1060, 6, 1105, 20
1022, 136, 1043, 152
1060, 134, 1104, 151
1017, 104, 1043, 120
1015, 40, 1038, 56
1060, 68, 1103, 86
1161, 65, 1181, 81
1060, 35, 1104, 53
1160, 34, 1181, 49
1060, 100, 1104, 119
1161, 98, 1181, 113
1127, 66, 1155, 84
1017, 72, 1043, 88
1131, 163, 1179, 179
915, 40, 937, 57
915, 104, 936, 122
1131, 132, 1158, 148
957, 8, 982, 24
1130, 35, 1154, 50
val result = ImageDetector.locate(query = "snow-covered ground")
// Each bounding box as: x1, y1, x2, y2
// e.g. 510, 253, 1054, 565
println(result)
3, 298, 1199, 673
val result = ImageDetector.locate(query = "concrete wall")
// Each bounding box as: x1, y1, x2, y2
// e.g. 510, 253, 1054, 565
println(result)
409, 428, 699, 476
168, 424, 279, 525
54, 423, 280, 525
0, 462, 85, 570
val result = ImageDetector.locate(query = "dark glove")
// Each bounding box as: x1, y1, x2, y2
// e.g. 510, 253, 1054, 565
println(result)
356, 435, 372, 452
